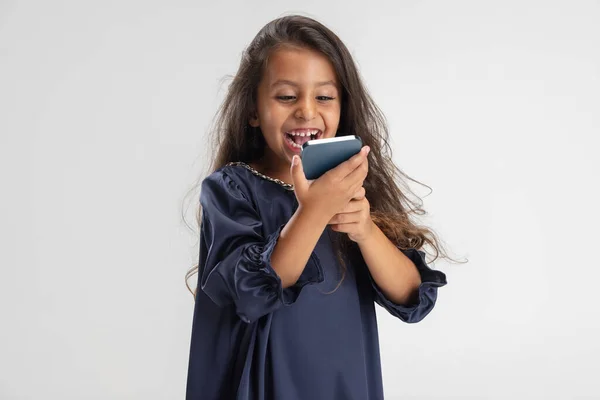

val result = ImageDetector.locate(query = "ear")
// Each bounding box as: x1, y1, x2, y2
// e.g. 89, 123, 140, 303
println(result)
248, 111, 260, 127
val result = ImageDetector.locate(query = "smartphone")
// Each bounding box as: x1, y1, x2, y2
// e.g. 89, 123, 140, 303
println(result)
301, 135, 363, 180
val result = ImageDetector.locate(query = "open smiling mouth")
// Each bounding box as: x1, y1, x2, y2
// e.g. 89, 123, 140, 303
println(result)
285, 129, 322, 149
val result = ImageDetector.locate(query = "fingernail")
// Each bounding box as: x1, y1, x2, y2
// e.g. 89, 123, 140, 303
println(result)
364, 146, 371, 155
292, 155, 299, 166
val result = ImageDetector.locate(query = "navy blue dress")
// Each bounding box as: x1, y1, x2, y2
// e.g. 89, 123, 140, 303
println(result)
186, 163, 447, 400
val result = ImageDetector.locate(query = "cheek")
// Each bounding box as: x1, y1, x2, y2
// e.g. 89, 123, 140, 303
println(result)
263, 102, 289, 124
325, 106, 341, 128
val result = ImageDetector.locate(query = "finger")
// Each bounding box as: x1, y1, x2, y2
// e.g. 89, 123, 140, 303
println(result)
352, 186, 366, 200
330, 222, 359, 233
329, 210, 362, 225
290, 156, 309, 195
337, 199, 365, 214
344, 154, 369, 189
325, 146, 370, 180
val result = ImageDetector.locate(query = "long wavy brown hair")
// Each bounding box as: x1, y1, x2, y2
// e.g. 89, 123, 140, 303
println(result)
184, 15, 461, 296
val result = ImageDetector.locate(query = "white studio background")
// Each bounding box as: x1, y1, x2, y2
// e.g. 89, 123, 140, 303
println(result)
1, 1, 598, 399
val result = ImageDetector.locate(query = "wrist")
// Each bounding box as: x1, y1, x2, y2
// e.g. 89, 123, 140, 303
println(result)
296, 205, 331, 228
356, 220, 379, 247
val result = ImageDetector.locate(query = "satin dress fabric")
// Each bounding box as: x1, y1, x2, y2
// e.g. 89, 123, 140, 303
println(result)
186, 164, 447, 400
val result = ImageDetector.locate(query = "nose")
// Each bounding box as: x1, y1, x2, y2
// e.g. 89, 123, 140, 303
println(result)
294, 97, 316, 121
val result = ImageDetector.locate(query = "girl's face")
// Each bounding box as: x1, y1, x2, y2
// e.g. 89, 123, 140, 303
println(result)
250, 46, 342, 177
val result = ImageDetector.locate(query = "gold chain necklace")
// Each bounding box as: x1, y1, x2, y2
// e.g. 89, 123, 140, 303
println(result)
225, 162, 294, 191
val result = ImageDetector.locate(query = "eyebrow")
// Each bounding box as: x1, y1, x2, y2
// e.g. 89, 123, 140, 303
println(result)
270, 79, 338, 89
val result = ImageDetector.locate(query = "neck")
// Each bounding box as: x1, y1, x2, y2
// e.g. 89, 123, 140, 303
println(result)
251, 152, 293, 185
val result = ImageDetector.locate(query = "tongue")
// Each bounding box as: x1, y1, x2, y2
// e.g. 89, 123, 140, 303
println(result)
292, 135, 312, 146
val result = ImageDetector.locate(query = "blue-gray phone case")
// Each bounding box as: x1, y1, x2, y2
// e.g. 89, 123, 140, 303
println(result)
301, 135, 363, 180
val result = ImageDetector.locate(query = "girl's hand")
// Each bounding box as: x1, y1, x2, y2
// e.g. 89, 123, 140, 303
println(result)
328, 190, 374, 243
321, 154, 373, 243
290, 146, 370, 221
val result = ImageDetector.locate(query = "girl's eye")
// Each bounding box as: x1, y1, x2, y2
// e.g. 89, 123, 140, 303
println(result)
276, 96, 336, 102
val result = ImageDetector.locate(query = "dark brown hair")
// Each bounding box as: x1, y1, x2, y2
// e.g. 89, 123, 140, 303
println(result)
184, 15, 460, 295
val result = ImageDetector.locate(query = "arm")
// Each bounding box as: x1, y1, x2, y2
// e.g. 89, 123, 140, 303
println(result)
328, 186, 447, 322
275, 149, 371, 288
198, 171, 325, 323
357, 221, 422, 305
271, 206, 330, 288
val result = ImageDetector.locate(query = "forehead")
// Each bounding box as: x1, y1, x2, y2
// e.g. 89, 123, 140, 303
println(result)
262, 47, 338, 88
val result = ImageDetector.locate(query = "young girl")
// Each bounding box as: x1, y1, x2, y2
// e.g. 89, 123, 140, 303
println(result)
186, 15, 449, 400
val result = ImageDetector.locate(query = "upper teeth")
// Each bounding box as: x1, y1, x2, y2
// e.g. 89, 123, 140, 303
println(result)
287, 129, 320, 137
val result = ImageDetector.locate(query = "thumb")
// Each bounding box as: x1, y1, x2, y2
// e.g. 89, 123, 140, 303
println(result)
290, 155, 309, 195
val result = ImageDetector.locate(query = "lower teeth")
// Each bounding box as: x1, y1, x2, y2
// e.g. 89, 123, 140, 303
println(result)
286, 134, 317, 149
286, 137, 302, 149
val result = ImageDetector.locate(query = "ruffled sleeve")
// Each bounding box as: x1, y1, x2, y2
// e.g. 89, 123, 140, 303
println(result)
198, 170, 324, 323
370, 248, 447, 323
